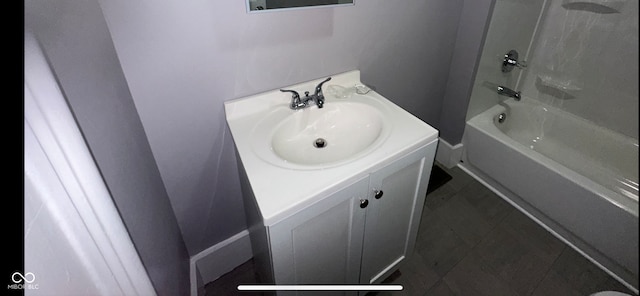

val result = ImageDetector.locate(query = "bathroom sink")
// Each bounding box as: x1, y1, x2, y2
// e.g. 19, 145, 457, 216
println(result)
271, 101, 387, 166
251, 99, 392, 169
225, 70, 439, 223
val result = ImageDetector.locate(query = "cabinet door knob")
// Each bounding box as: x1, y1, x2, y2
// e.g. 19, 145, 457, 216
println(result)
374, 190, 384, 199
359, 199, 369, 208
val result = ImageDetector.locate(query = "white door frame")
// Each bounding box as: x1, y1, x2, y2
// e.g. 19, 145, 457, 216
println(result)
24, 31, 156, 295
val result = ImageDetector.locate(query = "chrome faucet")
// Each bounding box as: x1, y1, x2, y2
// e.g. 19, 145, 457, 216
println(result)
497, 85, 521, 101
281, 77, 332, 110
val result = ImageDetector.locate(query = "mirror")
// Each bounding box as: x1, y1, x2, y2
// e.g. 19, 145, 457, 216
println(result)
247, 0, 354, 12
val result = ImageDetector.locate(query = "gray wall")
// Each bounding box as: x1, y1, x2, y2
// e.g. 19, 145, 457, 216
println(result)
99, 0, 467, 255
25, 0, 190, 294
438, 0, 496, 145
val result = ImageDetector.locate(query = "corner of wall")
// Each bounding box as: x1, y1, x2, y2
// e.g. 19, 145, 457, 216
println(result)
435, 138, 464, 169
437, 0, 497, 144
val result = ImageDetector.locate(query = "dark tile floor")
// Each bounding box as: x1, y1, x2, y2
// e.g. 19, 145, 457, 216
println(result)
205, 164, 636, 296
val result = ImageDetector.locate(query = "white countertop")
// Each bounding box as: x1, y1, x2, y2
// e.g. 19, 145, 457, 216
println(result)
225, 70, 439, 225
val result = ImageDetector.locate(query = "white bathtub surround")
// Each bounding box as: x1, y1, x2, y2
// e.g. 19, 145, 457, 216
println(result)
462, 97, 639, 292
473, 98, 638, 204
520, 0, 638, 139
435, 138, 464, 169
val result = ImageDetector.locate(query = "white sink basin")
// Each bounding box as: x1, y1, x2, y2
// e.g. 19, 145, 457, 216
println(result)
251, 98, 392, 169
272, 101, 387, 166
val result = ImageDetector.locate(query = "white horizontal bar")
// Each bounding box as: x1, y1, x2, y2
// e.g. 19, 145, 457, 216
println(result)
237, 285, 403, 291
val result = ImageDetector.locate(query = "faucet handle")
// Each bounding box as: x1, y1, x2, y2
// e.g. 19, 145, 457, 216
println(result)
502, 49, 527, 73
280, 89, 300, 99
314, 77, 332, 97
281, 89, 304, 109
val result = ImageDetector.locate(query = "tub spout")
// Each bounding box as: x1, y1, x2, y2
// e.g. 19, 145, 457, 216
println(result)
497, 85, 521, 101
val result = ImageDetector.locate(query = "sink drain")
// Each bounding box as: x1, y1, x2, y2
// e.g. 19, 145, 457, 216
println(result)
313, 138, 327, 148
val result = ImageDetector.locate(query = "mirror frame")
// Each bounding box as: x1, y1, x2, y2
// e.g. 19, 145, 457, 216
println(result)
246, 0, 355, 13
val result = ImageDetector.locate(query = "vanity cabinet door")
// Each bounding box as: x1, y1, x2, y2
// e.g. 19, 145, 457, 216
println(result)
268, 176, 369, 295
359, 143, 436, 285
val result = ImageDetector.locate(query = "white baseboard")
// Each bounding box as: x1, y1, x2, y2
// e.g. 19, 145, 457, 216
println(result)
435, 139, 464, 169
190, 230, 253, 296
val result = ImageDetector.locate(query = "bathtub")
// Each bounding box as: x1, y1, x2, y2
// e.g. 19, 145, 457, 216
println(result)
462, 97, 639, 290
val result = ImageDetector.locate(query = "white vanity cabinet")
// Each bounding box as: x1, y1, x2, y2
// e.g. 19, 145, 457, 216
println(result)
268, 176, 369, 289
359, 144, 434, 285
226, 70, 440, 295
261, 142, 436, 294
